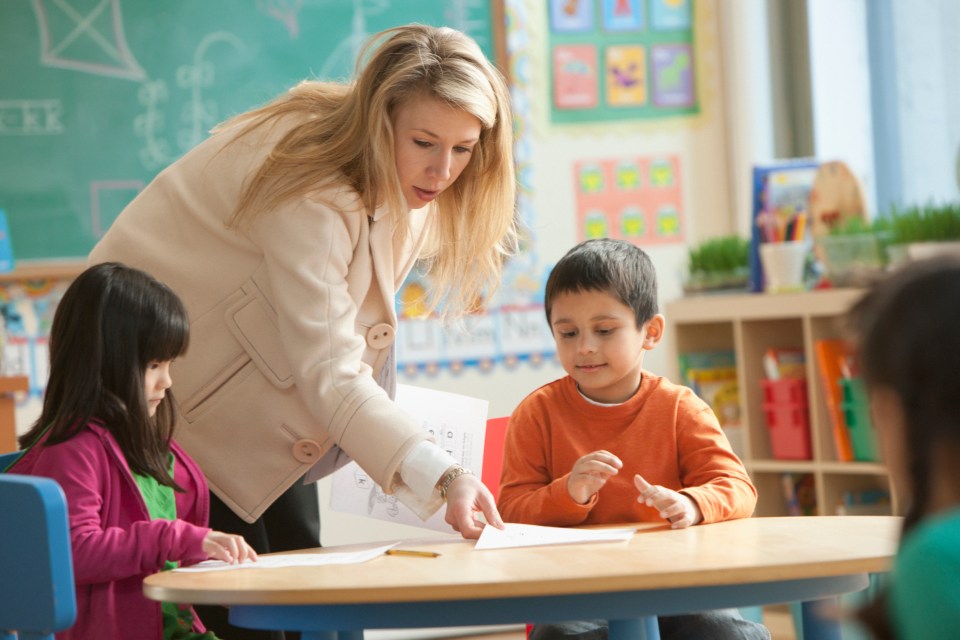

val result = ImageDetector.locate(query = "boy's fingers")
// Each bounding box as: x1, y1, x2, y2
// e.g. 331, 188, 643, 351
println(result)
634, 474, 656, 498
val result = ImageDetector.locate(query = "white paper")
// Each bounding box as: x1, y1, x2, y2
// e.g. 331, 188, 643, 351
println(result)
173, 543, 397, 572
329, 384, 488, 532
474, 523, 636, 550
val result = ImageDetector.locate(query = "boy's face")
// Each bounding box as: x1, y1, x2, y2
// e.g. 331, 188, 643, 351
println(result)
549, 288, 663, 404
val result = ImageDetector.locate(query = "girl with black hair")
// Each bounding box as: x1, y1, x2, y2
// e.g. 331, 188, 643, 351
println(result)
9, 262, 256, 640
847, 255, 960, 639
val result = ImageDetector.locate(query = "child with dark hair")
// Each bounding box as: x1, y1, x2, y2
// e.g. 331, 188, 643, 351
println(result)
8, 262, 256, 640
499, 239, 768, 640
847, 255, 960, 639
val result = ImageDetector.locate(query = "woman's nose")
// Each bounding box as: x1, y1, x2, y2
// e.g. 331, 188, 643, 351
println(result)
429, 151, 452, 181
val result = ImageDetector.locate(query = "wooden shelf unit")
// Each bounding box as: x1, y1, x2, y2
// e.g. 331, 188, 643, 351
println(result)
665, 288, 900, 517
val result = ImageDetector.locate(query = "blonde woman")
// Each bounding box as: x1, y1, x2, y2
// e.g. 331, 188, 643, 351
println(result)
90, 24, 515, 640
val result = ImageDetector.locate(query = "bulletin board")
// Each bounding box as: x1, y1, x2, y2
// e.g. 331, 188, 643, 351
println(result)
548, 0, 697, 124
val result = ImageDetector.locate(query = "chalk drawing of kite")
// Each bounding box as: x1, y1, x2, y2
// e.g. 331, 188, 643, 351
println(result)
31, 0, 146, 81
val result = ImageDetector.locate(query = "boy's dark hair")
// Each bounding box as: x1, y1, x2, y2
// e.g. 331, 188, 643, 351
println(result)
846, 255, 960, 640
19, 262, 190, 489
544, 238, 658, 327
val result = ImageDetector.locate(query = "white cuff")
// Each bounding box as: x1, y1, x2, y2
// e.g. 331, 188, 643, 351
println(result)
392, 441, 457, 520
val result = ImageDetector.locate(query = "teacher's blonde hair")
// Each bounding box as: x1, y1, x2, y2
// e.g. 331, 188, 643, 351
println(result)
220, 23, 517, 317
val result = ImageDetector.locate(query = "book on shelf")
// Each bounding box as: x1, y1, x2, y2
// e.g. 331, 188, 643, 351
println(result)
814, 339, 854, 462
678, 350, 743, 457
761, 347, 806, 380
836, 488, 891, 516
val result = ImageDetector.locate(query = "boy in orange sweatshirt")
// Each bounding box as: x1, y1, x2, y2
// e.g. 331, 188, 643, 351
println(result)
498, 239, 768, 640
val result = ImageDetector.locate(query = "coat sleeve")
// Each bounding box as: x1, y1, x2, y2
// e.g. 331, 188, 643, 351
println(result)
674, 391, 758, 523
497, 398, 595, 526
29, 441, 209, 585
246, 193, 428, 493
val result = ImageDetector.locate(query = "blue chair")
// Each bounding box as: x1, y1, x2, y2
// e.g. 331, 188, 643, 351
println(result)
0, 450, 22, 472
0, 462, 77, 639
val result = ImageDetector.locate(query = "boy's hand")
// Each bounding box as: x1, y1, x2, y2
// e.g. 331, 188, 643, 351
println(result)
203, 530, 258, 564
634, 474, 702, 529
567, 450, 622, 504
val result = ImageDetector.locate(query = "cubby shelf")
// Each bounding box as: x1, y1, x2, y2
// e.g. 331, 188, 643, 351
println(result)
666, 288, 901, 517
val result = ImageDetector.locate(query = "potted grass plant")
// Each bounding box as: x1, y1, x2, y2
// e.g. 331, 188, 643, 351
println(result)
814, 217, 889, 286
683, 235, 750, 294
881, 201, 960, 263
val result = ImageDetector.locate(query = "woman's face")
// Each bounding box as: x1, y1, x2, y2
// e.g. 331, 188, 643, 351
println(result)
393, 94, 481, 210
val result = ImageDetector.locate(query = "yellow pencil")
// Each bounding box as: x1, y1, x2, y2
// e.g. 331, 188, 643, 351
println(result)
384, 549, 441, 558
793, 213, 807, 241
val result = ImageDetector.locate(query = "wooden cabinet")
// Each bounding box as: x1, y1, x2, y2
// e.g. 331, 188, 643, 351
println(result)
665, 289, 900, 517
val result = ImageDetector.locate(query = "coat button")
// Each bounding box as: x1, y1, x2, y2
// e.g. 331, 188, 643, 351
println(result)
292, 439, 322, 463
366, 323, 395, 349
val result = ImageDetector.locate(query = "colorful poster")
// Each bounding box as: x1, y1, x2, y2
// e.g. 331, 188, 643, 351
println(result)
650, 0, 693, 30
574, 155, 685, 244
550, 0, 594, 32
602, 0, 644, 31
549, 0, 698, 123
651, 44, 695, 107
553, 45, 599, 109
606, 45, 647, 106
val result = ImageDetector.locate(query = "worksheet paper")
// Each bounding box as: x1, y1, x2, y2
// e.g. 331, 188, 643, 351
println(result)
328, 384, 488, 532
173, 543, 397, 572
474, 523, 636, 550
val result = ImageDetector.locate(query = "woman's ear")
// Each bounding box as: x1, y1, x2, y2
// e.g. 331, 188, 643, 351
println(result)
642, 314, 666, 350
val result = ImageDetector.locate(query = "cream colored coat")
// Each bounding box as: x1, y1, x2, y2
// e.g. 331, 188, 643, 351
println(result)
89, 115, 432, 523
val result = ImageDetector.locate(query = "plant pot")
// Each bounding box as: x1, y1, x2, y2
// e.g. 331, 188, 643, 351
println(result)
682, 267, 750, 295
815, 233, 887, 286
905, 240, 960, 260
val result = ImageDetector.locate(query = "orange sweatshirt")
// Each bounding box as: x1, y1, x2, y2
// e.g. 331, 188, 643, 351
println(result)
498, 372, 756, 527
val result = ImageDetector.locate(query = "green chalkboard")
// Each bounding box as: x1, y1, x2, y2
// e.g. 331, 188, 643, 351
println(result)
0, 1, 499, 261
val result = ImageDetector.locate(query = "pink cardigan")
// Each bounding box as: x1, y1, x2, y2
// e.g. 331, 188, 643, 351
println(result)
10, 422, 211, 640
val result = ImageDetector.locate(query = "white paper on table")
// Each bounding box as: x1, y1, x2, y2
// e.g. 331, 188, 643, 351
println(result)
173, 543, 398, 572
328, 384, 488, 532
474, 523, 636, 550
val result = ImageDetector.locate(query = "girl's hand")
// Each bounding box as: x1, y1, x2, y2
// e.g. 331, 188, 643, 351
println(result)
202, 531, 258, 564
567, 450, 622, 504
443, 472, 504, 540
634, 474, 702, 529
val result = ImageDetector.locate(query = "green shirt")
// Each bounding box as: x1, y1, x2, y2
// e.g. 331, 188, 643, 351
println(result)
890, 506, 960, 639
133, 457, 217, 640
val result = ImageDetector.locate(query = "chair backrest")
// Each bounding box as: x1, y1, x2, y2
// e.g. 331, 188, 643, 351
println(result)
481, 417, 510, 502
0, 473, 76, 639
0, 450, 22, 472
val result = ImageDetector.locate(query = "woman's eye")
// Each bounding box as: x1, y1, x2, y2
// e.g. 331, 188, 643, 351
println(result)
414, 139, 431, 148
454, 146, 473, 154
